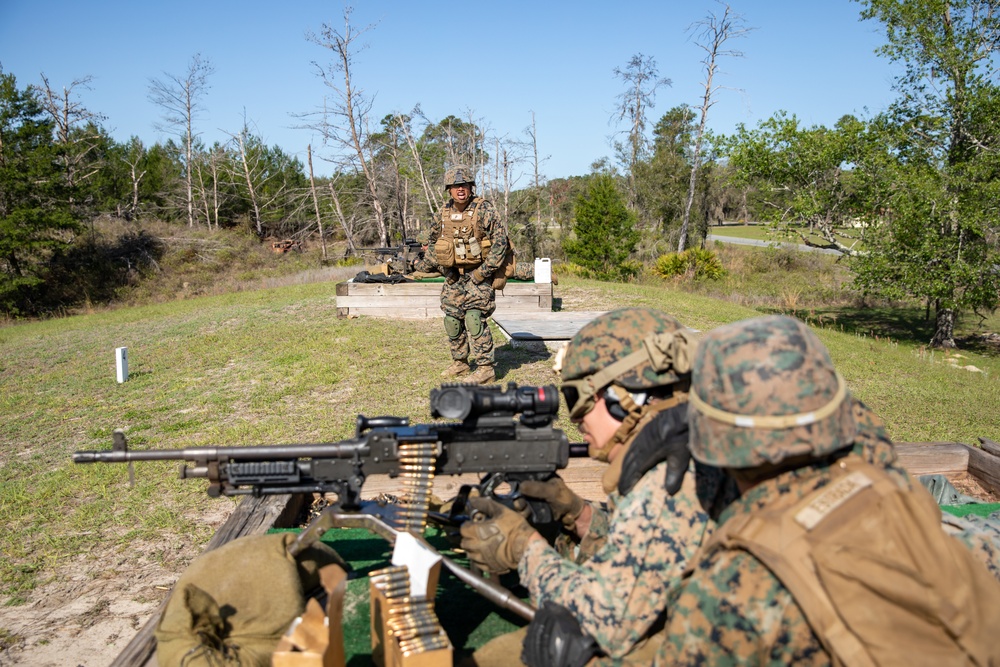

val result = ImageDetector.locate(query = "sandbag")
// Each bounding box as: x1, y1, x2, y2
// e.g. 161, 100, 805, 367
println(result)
155, 532, 345, 667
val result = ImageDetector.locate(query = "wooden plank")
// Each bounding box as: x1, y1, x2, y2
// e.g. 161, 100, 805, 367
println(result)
361, 457, 606, 505
980, 437, 1000, 458
895, 443, 970, 476
494, 311, 609, 341
111, 495, 300, 667
340, 282, 547, 297
965, 443, 1000, 497
336, 281, 553, 319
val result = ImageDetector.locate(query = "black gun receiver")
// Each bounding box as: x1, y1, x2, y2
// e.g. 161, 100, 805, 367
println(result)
74, 383, 580, 524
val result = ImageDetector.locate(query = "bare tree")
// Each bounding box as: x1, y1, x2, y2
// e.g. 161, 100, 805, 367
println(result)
149, 53, 214, 227
35, 74, 106, 200
303, 7, 390, 245
612, 54, 671, 208
306, 144, 329, 262
328, 178, 359, 254
524, 110, 549, 257
395, 109, 442, 218
678, 3, 751, 252
122, 137, 147, 220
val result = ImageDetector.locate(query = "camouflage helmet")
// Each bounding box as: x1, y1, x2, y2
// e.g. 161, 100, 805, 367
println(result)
444, 165, 475, 190
688, 315, 857, 469
556, 307, 697, 421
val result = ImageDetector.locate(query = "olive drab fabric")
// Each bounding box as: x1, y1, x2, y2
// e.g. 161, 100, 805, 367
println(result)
697, 455, 1000, 666
155, 532, 345, 667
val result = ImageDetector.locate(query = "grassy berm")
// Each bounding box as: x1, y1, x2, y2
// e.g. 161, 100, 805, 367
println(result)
0, 238, 998, 660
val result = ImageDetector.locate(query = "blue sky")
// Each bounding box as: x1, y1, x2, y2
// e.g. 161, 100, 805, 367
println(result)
0, 1, 898, 181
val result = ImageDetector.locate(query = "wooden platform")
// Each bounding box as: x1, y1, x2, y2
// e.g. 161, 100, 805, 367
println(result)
493, 311, 608, 350
335, 280, 553, 319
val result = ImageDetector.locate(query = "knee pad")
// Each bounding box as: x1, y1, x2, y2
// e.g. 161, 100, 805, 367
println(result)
465, 310, 485, 338
444, 315, 464, 339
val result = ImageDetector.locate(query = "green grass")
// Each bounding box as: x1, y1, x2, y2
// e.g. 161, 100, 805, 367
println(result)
1, 275, 998, 608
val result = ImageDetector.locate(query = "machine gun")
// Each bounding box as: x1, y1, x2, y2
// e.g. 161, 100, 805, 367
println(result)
74, 382, 581, 528
355, 238, 425, 275
74, 383, 589, 628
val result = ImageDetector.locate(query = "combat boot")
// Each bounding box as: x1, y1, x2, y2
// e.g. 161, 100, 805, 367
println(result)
441, 360, 471, 378
467, 364, 496, 385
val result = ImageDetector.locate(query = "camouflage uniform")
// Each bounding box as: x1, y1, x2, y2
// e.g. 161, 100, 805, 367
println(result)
511, 260, 534, 281
655, 315, 1000, 666
471, 309, 710, 666
521, 461, 708, 662
421, 168, 509, 373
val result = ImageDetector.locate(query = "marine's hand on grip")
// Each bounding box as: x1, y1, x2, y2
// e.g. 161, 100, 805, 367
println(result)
518, 477, 585, 532
459, 496, 537, 574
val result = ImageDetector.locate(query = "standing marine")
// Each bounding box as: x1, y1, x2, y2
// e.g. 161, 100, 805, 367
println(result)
459, 307, 713, 666
656, 314, 1000, 666
419, 165, 511, 385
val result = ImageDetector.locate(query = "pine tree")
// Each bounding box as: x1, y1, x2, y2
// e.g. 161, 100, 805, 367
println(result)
563, 174, 640, 280
0, 70, 80, 315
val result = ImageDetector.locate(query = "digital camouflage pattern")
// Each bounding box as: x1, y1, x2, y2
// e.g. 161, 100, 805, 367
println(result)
521, 455, 710, 663
444, 164, 476, 189
655, 400, 912, 667
510, 260, 533, 281
659, 317, 1000, 665
560, 308, 688, 390
689, 314, 857, 469
419, 195, 509, 366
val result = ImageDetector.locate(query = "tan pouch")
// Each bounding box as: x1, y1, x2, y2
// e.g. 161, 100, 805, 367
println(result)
434, 237, 455, 268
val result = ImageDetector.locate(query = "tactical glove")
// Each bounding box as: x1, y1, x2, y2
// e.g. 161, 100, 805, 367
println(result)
618, 402, 691, 497
519, 477, 586, 531
444, 267, 460, 285
521, 601, 601, 667
470, 267, 489, 284
459, 496, 537, 574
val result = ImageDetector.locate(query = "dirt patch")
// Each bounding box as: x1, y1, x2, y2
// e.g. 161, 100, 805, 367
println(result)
0, 504, 232, 666
949, 472, 1000, 503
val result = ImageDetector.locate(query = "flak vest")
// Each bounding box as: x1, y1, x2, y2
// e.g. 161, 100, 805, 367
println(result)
692, 454, 1000, 666
434, 198, 515, 289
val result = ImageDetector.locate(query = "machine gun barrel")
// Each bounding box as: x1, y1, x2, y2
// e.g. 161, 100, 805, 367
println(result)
72, 441, 368, 464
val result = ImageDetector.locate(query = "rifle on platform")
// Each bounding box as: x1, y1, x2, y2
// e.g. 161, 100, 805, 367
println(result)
74, 382, 581, 621
355, 238, 425, 275
73, 382, 582, 529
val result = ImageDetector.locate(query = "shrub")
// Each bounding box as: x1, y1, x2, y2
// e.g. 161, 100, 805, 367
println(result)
652, 248, 726, 281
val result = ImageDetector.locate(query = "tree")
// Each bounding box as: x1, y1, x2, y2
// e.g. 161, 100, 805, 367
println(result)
678, 3, 751, 252
611, 54, 671, 211
851, 0, 1000, 347
0, 70, 80, 315
638, 105, 696, 246
722, 111, 864, 254
304, 7, 391, 246
35, 74, 107, 216
563, 173, 640, 280
148, 53, 214, 228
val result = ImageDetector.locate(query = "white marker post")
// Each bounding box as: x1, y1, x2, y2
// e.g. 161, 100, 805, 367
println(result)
115, 347, 129, 383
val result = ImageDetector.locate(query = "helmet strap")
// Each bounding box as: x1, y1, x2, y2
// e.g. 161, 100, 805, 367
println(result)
590, 383, 645, 462
600, 392, 686, 493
